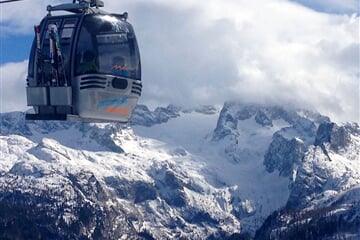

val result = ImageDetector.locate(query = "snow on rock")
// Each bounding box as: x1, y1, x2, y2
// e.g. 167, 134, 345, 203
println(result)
0, 102, 358, 239
0, 110, 240, 239
264, 133, 305, 178
287, 122, 360, 210
255, 121, 360, 240
130, 104, 182, 127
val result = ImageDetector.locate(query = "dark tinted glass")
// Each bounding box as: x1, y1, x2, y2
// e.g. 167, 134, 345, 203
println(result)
75, 14, 141, 80
39, 18, 77, 86
28, 40, 36, 78
41, 19, 62, 83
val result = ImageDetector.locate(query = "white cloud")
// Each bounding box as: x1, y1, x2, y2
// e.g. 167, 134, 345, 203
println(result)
0, 1, 55, 35
0, 61, 29, 113
117, 0, 359, 122
0, 0, 359, 123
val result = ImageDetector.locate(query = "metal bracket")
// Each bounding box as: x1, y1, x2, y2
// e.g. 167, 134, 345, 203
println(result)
47, 0, 105, 14
25, 113, 68, 121
47, 3, 89, 14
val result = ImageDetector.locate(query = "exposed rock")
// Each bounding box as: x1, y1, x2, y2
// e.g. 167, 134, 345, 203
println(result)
264, 134, 306, 178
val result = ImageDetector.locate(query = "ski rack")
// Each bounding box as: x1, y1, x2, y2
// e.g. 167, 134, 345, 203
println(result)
47, 0, 105, 14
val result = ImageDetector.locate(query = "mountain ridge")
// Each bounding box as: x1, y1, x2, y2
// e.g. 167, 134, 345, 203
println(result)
0, 102, 359, 239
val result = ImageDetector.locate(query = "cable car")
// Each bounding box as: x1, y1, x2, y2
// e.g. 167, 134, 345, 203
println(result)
24, 0, 142, 122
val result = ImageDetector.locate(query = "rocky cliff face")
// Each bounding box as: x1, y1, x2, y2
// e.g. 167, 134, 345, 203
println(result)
264, 133, 306, 178
210, 102, 359, 239
130, 104, 218, 127
0, 102, 358, 239
255, 121, 360, 239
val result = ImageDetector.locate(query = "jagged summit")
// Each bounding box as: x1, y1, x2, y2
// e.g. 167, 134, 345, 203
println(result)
130, 104, 219, 127
0, 102, 359, 239
212, 101, 329, 141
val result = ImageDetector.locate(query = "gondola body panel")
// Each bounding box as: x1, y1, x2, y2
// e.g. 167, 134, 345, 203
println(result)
26, 10, 142, 122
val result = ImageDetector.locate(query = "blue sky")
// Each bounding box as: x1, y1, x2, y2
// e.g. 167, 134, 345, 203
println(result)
0, 35, 33, 64
0, 0, 359, 123
291, 0, 359, 14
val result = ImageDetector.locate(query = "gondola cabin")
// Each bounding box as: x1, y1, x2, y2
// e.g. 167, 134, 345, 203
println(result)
26, 0, 142, 122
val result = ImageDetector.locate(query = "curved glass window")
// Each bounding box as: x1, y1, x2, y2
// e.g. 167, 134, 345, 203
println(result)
28, 40, 36, 78
75, 14, 141, 80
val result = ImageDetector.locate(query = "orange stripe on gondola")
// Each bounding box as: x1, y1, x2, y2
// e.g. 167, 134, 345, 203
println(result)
106, 107, 129, 115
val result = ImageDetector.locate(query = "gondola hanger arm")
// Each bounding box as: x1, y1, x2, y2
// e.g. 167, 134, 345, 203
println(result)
0, 0, 27, 4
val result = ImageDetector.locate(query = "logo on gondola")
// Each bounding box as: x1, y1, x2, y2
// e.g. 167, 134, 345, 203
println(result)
97, 97, 128, 108
106, 107, 129, 115
111, 64, 128, 74
112, 64, 127, 71
97, 97, 129, 115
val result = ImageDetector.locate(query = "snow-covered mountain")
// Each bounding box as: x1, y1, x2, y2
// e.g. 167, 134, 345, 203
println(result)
0, 102, 359, 239
256, 121, 360, 240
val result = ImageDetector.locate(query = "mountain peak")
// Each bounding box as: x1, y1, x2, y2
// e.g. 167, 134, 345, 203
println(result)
0, 102, 358, 239
212, 101, 329, 142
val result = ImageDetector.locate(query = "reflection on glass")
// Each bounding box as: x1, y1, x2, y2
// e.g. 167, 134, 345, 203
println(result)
75, 14, 141, 80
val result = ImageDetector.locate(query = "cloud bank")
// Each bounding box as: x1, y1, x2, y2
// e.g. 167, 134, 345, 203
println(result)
0, 0, 359, 123
0, 61, 28, 113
